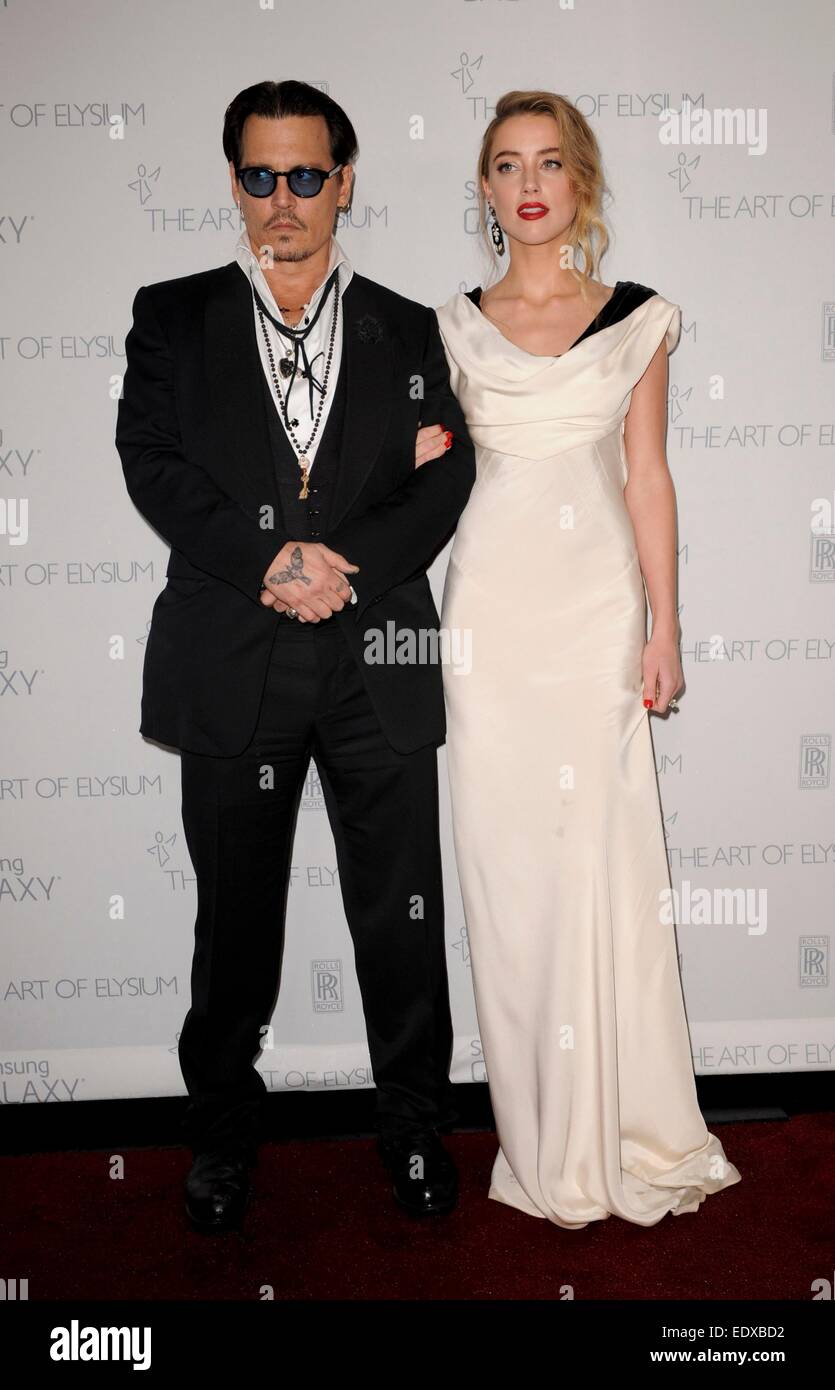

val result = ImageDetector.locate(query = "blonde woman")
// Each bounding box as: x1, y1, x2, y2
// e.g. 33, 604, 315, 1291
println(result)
417, 91, 741, 1228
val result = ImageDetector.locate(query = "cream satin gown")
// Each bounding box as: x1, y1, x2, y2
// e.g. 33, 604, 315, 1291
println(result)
435, 281, 741, 1228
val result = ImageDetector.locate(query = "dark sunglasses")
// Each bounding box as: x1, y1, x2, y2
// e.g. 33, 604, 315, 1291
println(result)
236, 163, 344, 198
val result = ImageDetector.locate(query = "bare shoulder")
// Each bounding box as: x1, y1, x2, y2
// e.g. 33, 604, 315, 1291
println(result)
588, 278, 618, 307
479, 282, 507, 316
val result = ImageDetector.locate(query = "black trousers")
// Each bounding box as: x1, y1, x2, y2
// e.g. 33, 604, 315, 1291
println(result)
177, 615, 457, 1156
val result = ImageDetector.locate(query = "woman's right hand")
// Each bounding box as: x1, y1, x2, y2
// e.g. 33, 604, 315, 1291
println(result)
415, 423, 453, 468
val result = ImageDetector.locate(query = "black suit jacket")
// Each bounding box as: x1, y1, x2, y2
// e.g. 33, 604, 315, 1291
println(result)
115, 262, 476, 757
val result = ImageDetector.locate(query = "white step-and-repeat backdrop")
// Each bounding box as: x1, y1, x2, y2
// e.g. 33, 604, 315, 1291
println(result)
2, 0, 832, 1109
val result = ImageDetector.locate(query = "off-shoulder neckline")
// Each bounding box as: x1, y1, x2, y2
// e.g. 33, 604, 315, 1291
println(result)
461, 281, 642, 361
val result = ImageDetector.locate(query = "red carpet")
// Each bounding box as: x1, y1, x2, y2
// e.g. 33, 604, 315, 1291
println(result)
2, 1115, 832, 1300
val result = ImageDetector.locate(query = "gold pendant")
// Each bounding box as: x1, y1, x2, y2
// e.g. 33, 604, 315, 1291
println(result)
298, 455, 310, 500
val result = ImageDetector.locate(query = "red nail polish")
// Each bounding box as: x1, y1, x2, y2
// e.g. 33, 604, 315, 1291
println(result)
643, 699, 653, 708
444, 431, 453, 448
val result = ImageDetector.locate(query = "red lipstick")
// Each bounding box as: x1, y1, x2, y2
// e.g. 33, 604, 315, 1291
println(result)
517, 202, 549, 220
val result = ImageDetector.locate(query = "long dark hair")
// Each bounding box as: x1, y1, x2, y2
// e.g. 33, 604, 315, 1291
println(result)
222, 80, 359, 172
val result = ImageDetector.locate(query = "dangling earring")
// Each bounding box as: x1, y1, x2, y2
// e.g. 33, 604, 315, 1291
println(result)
488, 203, 505, 256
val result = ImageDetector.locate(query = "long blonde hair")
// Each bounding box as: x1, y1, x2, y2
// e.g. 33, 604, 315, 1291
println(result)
476, 91, 610, 300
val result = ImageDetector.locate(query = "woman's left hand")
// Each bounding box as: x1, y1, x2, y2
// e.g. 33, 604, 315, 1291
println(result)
642, 631, 683, 713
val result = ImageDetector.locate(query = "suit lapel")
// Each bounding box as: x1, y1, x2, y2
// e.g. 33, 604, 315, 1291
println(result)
328, 273, 394, 531
203, 263, 395, 537
204, 264, 279, 517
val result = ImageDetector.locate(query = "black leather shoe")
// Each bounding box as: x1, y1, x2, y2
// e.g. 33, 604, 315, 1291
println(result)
184, 1145, 255, 1234
377, 1128, 458, 1217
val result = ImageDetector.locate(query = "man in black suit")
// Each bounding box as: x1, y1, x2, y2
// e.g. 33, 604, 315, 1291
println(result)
115, 80, 475, 1233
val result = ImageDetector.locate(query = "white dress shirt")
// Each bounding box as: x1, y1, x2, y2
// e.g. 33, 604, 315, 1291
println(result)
235, 228, 358, 604
235, 228, 353, 471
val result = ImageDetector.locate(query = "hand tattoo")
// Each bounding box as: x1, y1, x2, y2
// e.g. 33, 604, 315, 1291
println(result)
267, 544, 311, 588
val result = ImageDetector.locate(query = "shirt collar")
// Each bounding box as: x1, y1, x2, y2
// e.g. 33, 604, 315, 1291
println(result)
234, 227, 353, 323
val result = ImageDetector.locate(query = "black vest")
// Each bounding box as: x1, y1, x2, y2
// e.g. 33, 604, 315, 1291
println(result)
260, 351, 348, 542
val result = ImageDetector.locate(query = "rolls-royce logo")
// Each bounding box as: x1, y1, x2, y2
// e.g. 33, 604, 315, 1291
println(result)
799, 734, 830, 789
312, 959, 342, 1012
809, 530, 835, 583
822, 300, 835, 362
799, 936, 828, 988
300, 762, 324, 811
